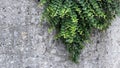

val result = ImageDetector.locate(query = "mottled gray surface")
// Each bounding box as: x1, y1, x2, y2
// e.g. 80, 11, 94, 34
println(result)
0, 0, 120, 68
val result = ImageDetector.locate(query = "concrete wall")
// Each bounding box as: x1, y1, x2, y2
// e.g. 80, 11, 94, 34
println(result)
0, 0, 120, 68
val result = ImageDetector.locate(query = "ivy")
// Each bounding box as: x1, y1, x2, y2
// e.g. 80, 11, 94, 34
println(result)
40, 0, 120, 63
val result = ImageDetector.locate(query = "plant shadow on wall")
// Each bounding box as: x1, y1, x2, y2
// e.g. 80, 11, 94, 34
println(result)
39, 0, 120, 63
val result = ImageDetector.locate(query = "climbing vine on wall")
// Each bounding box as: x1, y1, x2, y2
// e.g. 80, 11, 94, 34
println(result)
40, 0, 120, 62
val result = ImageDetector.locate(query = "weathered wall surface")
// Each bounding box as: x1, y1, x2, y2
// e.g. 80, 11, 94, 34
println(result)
0, 0, 120, 68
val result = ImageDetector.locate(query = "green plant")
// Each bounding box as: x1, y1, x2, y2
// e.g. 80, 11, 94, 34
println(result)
40, 0, 120, 63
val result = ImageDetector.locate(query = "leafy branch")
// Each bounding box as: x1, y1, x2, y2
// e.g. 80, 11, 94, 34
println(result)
40, 0, 120, 63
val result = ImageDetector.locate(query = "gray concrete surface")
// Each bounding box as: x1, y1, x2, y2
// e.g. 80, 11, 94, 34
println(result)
0, 0, 120, 68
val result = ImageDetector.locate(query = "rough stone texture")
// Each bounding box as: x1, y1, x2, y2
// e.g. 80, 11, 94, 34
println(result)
0, 0, 120, 68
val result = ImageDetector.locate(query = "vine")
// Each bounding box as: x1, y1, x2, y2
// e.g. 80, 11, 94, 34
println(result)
40, 0, 120, 63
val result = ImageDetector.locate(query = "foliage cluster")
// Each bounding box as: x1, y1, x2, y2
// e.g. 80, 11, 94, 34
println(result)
40, 0, 120, 62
